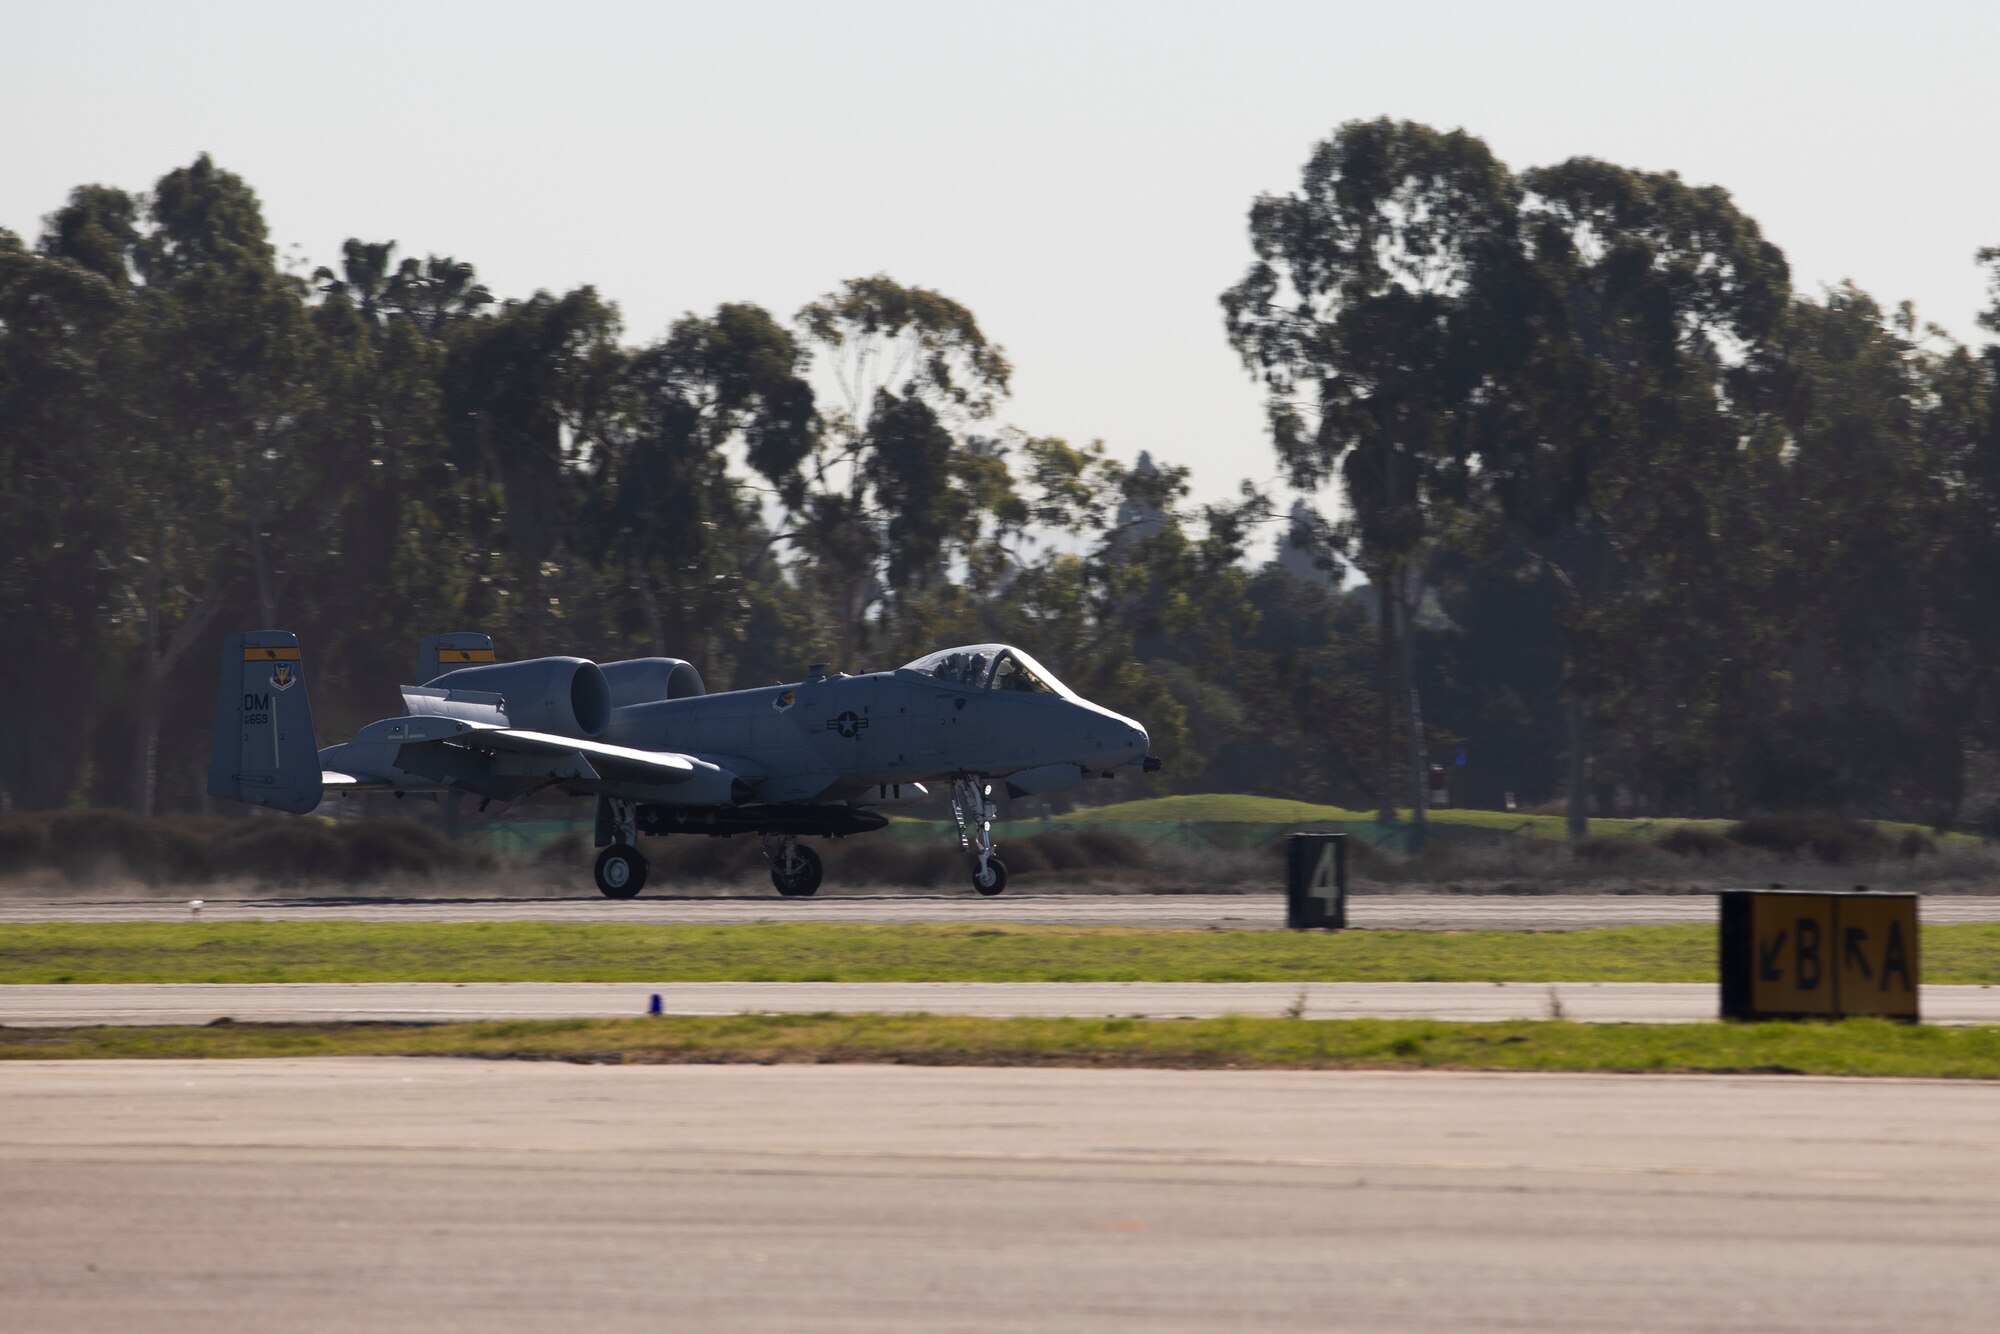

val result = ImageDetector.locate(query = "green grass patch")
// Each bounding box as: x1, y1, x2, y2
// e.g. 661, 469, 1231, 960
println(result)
1048, 792, 1707, 839
1048, 792, 1972, 846
6, 1012, 2000, 1078
5, 921, 2000, 985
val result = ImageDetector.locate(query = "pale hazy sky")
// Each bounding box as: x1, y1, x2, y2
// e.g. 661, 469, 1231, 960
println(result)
6, 0, 1997, 513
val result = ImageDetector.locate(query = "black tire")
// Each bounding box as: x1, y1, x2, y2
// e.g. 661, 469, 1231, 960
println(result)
972, 856, 1008, 897
771, 844, 824, 898
595, 844, 647, 899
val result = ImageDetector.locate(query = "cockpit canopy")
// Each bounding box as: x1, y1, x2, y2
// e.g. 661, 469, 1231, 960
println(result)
899, 644, 1073, 697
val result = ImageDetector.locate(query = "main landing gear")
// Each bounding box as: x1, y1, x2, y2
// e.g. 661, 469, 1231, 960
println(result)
595, 843, 647, 899
762, 834, 823, 897
951, 776, 1008, 896
589, 790, 1009, 901
595, 798, 648, 899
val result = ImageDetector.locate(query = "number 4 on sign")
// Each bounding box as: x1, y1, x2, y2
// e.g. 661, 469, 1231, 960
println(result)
1308, 843, 1340, 910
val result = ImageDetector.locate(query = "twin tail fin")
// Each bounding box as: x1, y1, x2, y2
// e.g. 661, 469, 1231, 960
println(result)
206, 631, 323, 814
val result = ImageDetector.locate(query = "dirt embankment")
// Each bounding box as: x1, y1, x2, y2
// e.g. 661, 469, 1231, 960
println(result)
0, 811, 1160, 899
4, 809, 1997, 899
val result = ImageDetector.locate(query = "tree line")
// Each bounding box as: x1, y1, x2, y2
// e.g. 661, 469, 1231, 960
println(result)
4, 126, 1999, 830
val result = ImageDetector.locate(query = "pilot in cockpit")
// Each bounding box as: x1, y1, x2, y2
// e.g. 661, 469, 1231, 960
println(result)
903, 645, 1064, 694
988, 652, 1044, 692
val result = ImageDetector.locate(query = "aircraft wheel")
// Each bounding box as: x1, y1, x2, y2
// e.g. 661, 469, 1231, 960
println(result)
595, 844, 647, 899
771, 844, 823, 898
972, 856, 1008, 897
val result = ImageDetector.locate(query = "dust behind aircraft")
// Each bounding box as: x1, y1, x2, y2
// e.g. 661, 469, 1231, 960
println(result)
210, 633, 1154, 897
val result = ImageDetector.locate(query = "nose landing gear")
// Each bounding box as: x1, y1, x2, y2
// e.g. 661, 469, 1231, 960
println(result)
951, 776, 1007, 895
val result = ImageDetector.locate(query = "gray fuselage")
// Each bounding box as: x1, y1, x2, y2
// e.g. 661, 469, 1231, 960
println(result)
604, 667, 1148, 804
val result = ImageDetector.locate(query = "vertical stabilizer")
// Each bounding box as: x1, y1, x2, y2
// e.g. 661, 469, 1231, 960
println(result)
416, 632, 496, 685
207, 632, 323, 814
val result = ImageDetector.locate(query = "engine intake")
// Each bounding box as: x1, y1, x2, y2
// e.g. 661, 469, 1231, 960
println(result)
427, 656, 611, 738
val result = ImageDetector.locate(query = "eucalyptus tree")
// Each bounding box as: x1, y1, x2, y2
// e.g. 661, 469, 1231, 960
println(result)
790, 276, 1017, 663
74, 155, 328, 813
982, 441, 1262, 780
132, 154, 321, 631
580, 301, 815, 673
438, 286, 622, 650
1222, 118, 1520, 826
300, 262, 471, 708
1482, 159, 1788, 833
0, 208, 135, 809
1719, 288, 1970, 817
1948, 250, 2000, 758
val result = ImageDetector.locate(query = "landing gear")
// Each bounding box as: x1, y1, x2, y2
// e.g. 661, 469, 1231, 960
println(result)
972, 856, 1008, 896
594, 797, 647, 899
595, 844, 647, 899
763, 835, 823, 898
951, 776, 1006, 896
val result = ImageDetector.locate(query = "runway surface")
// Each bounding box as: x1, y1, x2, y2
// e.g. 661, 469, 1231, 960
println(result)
9, 890, 2000, 929
3, 1059, 1996, 1333
8, 979, 2000, 1026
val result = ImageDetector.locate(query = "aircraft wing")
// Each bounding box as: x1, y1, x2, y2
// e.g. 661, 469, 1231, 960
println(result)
460, 727, 700, 779
389, 718, 749, 802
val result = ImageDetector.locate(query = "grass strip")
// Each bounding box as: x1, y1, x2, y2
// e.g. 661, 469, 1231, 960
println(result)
5, 921, 2000, 986
1046, 792, 1976, 844
5, 1012, 2000, 1078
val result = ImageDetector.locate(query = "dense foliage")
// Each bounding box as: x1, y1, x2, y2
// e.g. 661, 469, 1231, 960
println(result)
4, 128, 2000, 827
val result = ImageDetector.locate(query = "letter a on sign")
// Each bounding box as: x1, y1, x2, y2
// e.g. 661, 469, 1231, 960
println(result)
1835, 896, 1920, 1019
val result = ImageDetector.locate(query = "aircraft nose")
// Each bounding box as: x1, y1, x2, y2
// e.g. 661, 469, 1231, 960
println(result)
1073, 701, 1151, 768
1101, 714, 1149, 766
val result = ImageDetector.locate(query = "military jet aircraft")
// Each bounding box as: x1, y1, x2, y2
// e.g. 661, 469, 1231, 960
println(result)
209, 632, 1155, 898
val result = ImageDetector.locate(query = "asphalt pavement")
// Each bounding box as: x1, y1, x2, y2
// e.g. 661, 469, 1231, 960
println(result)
7, 979, 2000, 1026
4, 1059, 1996, 1332
10, 890, 2000, 929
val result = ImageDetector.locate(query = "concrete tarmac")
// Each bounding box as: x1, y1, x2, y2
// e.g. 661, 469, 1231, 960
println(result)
9, 891, 2000, 929
8, 979, 2000, 1026
2, 1059, 1997, 1332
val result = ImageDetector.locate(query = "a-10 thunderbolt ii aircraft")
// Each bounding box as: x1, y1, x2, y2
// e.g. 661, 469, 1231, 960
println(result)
209, 631, 1155, 898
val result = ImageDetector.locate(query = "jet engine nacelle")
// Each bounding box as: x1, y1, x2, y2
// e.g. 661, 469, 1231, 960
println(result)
599, 657, 706, 708
428, 656, 611, 739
